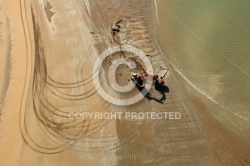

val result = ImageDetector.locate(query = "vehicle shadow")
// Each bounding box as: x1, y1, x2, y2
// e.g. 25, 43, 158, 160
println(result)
138, 85, 170, 104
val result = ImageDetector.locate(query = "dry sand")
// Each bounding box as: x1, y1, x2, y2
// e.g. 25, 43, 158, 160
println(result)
0, 0, 249, 165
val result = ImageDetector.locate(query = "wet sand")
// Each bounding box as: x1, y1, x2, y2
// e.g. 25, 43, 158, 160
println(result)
0, 0, 249, 165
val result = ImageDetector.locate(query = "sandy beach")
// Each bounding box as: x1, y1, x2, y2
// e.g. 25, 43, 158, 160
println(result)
0, 0, 250, 165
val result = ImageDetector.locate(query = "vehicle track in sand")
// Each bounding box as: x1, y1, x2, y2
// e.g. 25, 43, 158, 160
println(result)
19, 0, 146, 155
12, 0, 250, 165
